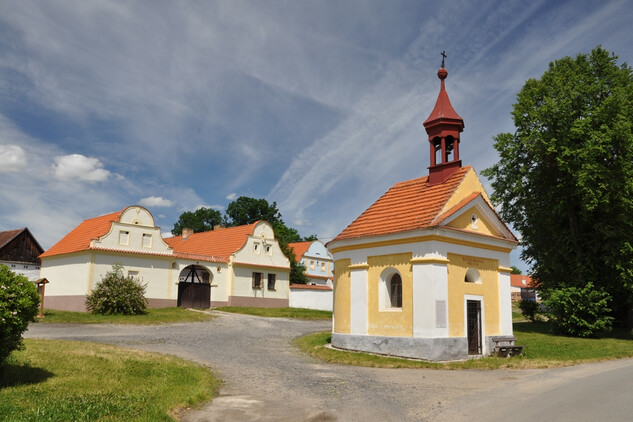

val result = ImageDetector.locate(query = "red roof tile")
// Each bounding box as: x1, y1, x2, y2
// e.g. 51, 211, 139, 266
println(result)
510, 274, 536, 289
164, 223, 258, 259
288, 241, 312, 262
289, 284, 332, 291
40, 210, 125, 258
332, 166, 471, 242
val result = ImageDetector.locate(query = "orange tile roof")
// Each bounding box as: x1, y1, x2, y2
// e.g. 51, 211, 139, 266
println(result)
288, 241, 312, 262
289, 284, 332, 291
164, 223, 257, 259
332, 166, 471, 242
510, 274, 536, 289
40, 210, 125, 258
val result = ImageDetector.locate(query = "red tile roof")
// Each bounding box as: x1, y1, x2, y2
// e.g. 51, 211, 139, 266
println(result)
289, 284, 332, 291
510, 274, 536, 289
41, 209, 258, 262
332, 166, 471, 242
164, 223, 257, 259
40, 210, 125, 258
288, 241, 312, 262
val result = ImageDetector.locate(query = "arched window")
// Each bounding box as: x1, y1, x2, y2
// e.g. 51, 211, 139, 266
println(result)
464, 268, 481, 283
380, 269, 403, 309
389, 273, 402, 308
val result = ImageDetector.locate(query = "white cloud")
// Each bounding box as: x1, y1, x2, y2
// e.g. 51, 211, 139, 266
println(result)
226, 193, 238, 201
0, 145, 27, 173
139, 196, 174, 207
52, 154, 110, 182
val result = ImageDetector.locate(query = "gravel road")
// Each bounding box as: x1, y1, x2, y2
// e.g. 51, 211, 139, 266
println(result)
25, 311, 633, 421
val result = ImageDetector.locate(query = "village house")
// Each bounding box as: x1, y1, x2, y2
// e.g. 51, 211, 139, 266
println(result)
327, 65, 519, 361
510, 274, 539, 302
39, 205, 290, 311
0, 227, 44, 282
288, 240, 334, 311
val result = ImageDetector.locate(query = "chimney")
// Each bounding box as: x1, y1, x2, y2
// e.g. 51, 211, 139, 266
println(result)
182, 228, 193, 239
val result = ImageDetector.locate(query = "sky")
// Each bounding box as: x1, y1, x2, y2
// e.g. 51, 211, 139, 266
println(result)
1, 0, 632, 272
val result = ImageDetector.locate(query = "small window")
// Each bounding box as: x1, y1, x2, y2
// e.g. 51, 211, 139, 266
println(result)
128, 270, 139, 280
119, 230, 129, 245
253, 242, 261, 254
142, 233, 152, 248
389, 274, 402, 308
171, 262, 178, 269
465, 268, 481, 283
471, 214, 478, 230
310, 260, 315, 270
265, 244, 272, 255
267, 273, 276, 290
321, 262, 326, 271
252, 272, 262, 289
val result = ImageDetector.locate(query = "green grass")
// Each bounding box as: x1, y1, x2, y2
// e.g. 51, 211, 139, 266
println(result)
38, 307, 215, 324
295, 322, 633, 370
0, 339, 221, 421
217, 306, 332, 320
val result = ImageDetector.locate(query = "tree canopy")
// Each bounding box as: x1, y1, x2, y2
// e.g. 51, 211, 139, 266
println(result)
482, 46, 633, 335
171, 207, 224, 236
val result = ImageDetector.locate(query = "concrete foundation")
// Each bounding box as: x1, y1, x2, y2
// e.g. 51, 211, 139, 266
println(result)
331, 332, 471, 361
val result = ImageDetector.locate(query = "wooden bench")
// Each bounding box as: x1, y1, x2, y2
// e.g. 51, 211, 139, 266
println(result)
491, 336, 524, 357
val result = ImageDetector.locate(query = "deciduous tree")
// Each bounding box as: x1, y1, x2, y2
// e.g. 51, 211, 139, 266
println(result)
482, 46, 633, 335
172, 207, 224, 236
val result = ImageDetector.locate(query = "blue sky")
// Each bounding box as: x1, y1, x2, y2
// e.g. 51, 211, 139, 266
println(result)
1, 0, 632, 272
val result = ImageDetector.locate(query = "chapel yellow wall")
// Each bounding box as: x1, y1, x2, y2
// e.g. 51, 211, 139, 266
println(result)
442, 168, 492, 214
447, 253, 501, 337
445, 206, 500, 237
367, 253, 413, 337
333, 259, 351, 334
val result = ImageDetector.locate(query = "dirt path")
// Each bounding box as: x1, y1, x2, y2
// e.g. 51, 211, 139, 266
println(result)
25, 311, 633, 421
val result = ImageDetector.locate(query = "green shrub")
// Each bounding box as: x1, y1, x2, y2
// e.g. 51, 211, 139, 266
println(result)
545, 282, 614, 337
518, 299, 539, 322
86, 264, 147, 315
0, 264, 40, 366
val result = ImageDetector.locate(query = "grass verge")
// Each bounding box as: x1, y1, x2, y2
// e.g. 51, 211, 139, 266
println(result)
0, 339, 221, 421
295, 322, 633, 370
217, 306, 332, 320
38, 307, 215, 324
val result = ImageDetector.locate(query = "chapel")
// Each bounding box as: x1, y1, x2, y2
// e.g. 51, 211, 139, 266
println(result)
327, 63, 519, 360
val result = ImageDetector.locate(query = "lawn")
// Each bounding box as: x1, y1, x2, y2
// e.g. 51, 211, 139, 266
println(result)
0, 339, 221, 421
217, 306, 332, 320
38, 307, 215, 324
295, 322, 633, 370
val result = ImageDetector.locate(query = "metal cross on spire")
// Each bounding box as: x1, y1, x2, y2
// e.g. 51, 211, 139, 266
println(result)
441, 50, 447, 68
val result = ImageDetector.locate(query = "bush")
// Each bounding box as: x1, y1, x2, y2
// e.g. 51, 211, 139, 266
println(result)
86, 264, 147, 315
518, 299, 539, 322
544, 282, 614, 337
0, 264, 40, 366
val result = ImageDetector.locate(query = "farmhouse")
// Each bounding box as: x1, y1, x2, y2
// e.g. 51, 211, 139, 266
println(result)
0, 227, 44, 281
40, 205, 290, 311
328, 65, 519, 360
288, 240, 334, 311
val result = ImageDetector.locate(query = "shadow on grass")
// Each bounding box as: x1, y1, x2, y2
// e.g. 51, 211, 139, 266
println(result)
514, 321, 633, 340
0, 363, 54, 388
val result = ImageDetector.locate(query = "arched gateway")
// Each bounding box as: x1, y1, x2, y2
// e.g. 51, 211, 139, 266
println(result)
177, 265, 211, 309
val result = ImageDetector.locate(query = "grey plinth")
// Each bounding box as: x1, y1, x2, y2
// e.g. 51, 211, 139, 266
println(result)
331, 332, 470, 361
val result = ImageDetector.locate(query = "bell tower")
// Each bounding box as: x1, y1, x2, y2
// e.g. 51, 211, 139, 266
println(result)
423, 53, 464, 186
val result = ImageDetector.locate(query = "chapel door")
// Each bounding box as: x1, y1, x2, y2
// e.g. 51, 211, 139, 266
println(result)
467, 300, 482, 355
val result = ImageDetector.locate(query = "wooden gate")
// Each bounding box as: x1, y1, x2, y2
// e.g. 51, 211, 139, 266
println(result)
467, 300, 482, 355
177, 265, 211, 309
177, 282, 210, 309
